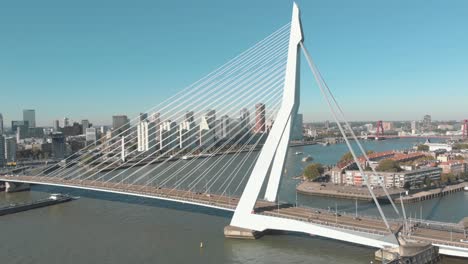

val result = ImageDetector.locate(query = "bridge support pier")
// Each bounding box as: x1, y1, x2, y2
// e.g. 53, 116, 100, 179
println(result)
5, 182, 31, 193
224, 225, 264, 239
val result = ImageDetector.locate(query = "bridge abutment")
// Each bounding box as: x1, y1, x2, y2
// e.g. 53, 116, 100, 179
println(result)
5, 182, 31, 193
224, 225, 264, 239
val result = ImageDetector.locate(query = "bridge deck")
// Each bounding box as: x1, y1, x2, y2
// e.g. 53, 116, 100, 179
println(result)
1, 175, 467, 252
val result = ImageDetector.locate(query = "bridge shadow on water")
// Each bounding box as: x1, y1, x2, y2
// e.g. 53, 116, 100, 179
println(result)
30, 184, 233, 219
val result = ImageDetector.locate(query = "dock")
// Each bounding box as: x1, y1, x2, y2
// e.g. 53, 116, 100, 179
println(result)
0, 194, 74, 216
395, 182, 468, 203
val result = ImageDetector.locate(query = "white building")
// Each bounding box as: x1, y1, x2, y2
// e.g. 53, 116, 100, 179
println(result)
160, 120, 177, 151
411, 121, 418, 135
425, 142, 452, 152
179, 120, 197, 149
343, 167, 442, 188
85, 128, 97, 146
199, 116, 216, 147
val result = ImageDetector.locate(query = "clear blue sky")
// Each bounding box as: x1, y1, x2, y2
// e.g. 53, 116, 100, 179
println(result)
1, 0, 467, 126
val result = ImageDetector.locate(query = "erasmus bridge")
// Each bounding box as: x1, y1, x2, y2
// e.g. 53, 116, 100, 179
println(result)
1, 3, 468, 259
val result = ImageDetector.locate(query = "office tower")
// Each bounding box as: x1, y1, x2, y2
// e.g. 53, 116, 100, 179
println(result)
139, 113, 148, 122
325, 120, 330, 130
254, 103, 266, 133
0, 135, 5, 167
51, 132, 66, 159
204, 109, 216, 127
81, 120, 90, 134
240, 108, 250, 134
199, 110, 216, 147
5, 137, 17, 162
411, 121, 418, 135
0, 113, 3, 134
291, 113, 303, 141
23, 109, 36, 128
63, 117, 70, 127
160, 120, 177, 151
185, 111, 195, 122
85, 128, 97, 145
219, 115, 230, 139
148, 112, 161, 146
423, 114, 431, 131
112, 115, 130, 137
179, 120, 196, 149
54, 120, 60, 131
137, 120, 157, 152
11, 120, 29, 139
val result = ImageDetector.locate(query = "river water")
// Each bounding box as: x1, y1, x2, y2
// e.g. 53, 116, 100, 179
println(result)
1, 138, 466, 263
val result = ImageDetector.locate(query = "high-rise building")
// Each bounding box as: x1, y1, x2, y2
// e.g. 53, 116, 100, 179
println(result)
219, 115, 230, 139
148, 112, 161, 145
81, 120, 90, 134
179, 120, 196, 149
85, 128, 97, 145
325, 120, 330, 130
12, 120, 29, 139
185, 111, 195, 123
160, 120, 177, 151
54, 120, 60, 131
51, 132, 66, 159
411, 121, 418, 135
112, 115, 130, 137
4, 137, 17, 162
291, 113, 303, 141
63, 117, 70, 127
423, 115, 432, 131
139, 113, 148, 122
239, 108, 250, 134
23, 109, 36, 128
199, 115, 215, 147
137, 118, 157, 152
0, 135, 5, 167
204, 110, 216, 127
0, 113, 3, 134
254, 103, 266, 133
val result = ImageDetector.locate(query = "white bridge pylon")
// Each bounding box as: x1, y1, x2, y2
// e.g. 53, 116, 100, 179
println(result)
230, 3, 400, 248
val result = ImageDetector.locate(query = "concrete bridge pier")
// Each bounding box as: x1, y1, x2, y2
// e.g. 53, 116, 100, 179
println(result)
5, 182, 31, 193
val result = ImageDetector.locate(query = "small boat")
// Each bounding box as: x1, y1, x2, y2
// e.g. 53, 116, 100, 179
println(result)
49, 193, 68, 200
464, 186, 468, 192
295, 152, 303, 155
302, 156, 313, 162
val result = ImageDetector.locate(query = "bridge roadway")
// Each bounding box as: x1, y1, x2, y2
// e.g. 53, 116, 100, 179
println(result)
1, 175, 467, 257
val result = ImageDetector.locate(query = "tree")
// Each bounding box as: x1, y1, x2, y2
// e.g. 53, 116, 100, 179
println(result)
441, 173, 456, 184
375, 159, 402, 172
417, 144, 429, 151
424, 177, 432, 188
339, 152, 354, 164
403, 181, 411, 190
366, 150, 375, 155
303, 163, 324, 180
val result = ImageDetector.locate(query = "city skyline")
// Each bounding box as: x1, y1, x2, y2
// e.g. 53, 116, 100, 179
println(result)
1, 0, 467, 126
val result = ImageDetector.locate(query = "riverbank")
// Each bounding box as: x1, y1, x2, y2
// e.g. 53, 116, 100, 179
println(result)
395, 182, 468, 204
296, 181, 401, 202
297, 181, 468, 204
